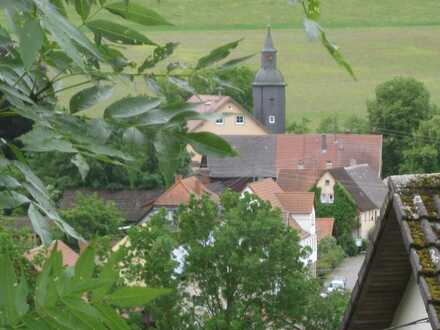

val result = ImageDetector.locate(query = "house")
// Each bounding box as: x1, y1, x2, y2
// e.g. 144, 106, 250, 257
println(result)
187, 94, 268, 166
316, 217, 335, 242
242, 178, 317, 272
24, 240, 78, 270
139, 175, 219, 224
340, 173, 440, 330
315, 164, 388, 240
60, 188, 163, 224
206, 134, 383, 180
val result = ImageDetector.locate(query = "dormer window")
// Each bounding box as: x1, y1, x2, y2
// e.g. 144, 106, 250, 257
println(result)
268, 115, 276, 124
298, 160, 304, 170
216, 118, 224, 125
235, 115, 245, 125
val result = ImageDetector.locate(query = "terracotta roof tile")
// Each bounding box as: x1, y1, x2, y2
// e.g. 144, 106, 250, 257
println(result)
277, 168, 321, 192
154, 176, 219, 207
247, 178, 283, 209
316, 217, 335, 241
275, 192, 315, 214
25, 240, 78, 270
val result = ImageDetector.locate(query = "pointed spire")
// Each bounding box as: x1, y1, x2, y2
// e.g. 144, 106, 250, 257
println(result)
263, 25, 275, 51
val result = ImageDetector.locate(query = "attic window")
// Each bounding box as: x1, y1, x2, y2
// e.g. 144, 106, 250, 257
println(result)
216, 118, 224, 125
297, 160, 304, 170
325, 179, 330, 186
228, 105, 233, 110
268, 115, 276, 124
235, 115, 245, 125
326, 161, 333, 169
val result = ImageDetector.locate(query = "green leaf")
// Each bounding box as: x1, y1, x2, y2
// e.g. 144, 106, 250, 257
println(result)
305, 0, 320, 20
86, 20, 156, 45
19, 126, 78, 153
221, 54, 255, 68
0, 191, 29, 209
49, 0, 67, 17
0, 254, 19, 325
71, 154, 90, 181
94, 304, 131, 330
34, 0, 101, 67
180, 132, 237, 157
154, 129, 184, 185
105, 2, 172, 26
319, 31, 356, 80
35, 248, 63, 308
104, 96, 161, 121
122, 127, 145, 145
17, 19, 44, 70
62, 298, 106, 330
74, 242, 96, 282
106, 287, 170, 308
92, 249, 124, 301
15, 276, 29, 318
0, 175, 20, 188
74, 0, 91, 21
138, 42, 178, 73
196, 39, 242, 69
28, 203, 52, 245
167, 76, 195, 95
69, 85, 113, 114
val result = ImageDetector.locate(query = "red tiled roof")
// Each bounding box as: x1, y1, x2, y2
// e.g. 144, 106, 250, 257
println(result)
275, 192, 315, 214
25, 240, 79, 270
316, 218, 335, 242
276, 134, 383, 176
154, 176, 219, 206
277, 168, 321, 192
247, 178, 283, 209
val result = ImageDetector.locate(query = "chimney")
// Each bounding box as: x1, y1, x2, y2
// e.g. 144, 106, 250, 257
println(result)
79, 240, 90, 254
195, 178, 203, 195
198, 168, 210, 186
175, 175, 183, 183
320, 134, 327, 153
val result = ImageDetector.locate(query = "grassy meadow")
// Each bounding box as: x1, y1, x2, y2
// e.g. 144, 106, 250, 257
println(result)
6, 0, 440, 127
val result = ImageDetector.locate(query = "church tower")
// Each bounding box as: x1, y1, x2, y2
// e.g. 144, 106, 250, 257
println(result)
252, 26, 286, 133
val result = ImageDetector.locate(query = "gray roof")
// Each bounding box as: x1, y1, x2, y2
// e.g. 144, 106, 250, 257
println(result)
253, 69, 285, 85
328, 164, 387, 212
60, 189, 163, 223
207, 135, 277, 178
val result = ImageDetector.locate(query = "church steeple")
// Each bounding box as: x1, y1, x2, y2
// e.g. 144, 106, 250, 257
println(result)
252, 26, 286, 134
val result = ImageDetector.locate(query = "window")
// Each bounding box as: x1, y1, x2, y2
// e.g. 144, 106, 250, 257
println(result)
297, 160, 304, 169
326, 161, 333, 169
215, 118, 224, 125
325, 179, 330, 186
235, 115, 245, 125
268, 115, 276, 124
320, 193, 334, 204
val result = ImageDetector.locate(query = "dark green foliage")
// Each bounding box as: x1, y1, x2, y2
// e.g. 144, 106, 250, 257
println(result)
368, 77, 437, 176
312, 185, 359, 255
189, 66, 255, 111
318, 114, 341, 133
0, 242, 170, 329
343, 114, 369, 134
400, 114, 440, 174
286, 117, 311, 133
124, 191, 344, 329
61, 193, 125, 240
317, 236, 346, 277
302, 291, 350, 330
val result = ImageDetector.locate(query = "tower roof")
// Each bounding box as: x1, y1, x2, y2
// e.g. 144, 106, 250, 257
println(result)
263, 25, 275, 51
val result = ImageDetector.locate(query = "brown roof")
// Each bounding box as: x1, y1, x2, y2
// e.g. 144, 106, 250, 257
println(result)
277, 168, 322, 192
247, 178, 283, 209
316, 218, 335, 241
275, 192, 315, 214
25, 240, 78, 270
60, 189, 163, 223
154, 176, 219, 207
341, 174, 440, 330
187, 94, 270, 133
208, 134, 382, 179
276, 134, 383, 177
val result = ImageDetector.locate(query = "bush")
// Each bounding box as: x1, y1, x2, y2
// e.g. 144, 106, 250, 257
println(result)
61, 193, 125, 241
317, 237, 346, 277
